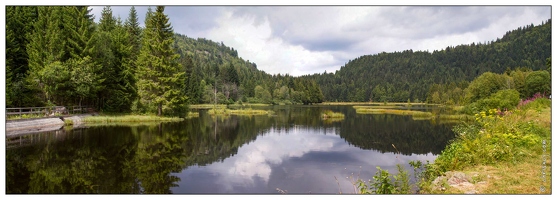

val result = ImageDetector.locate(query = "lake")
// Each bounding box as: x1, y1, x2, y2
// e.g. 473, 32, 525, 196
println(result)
6, 105, 457, 194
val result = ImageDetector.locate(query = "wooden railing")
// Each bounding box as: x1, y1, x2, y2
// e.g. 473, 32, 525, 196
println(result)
6, 106, 90, 119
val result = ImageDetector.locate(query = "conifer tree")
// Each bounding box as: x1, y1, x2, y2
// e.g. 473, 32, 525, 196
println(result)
136, 6, 187, 117
125, 6, 141, 62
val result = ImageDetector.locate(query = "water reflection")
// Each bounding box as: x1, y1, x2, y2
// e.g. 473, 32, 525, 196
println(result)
6, 105, 456, 194
172, 127, 438, 193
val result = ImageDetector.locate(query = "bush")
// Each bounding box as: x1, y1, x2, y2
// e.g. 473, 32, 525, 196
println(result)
357, 165, 410, 194
462, 89, 520, 114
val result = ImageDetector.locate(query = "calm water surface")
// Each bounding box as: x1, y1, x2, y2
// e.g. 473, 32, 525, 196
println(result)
6, 105, 457, 194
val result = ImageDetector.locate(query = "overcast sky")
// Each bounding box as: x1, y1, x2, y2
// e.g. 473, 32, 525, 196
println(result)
87, 5, 550, 76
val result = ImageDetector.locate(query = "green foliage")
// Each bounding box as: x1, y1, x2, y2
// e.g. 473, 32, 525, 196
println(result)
463, 89, 520, 114
6, 6, 38, 107
509, 69, 532, 98
68, 56, 103, 104
136, 6, 188, 117
524, 70, 551, 97
465, 72, 508, 103
254, 85, 273, 104
518, 97, 551, 112
356, 165, 411, 194
321, 110, 345, 119
435, 103, 550, 173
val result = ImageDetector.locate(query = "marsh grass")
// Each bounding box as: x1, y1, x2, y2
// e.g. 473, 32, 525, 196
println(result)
229, 103, 271, 107
186, 111, 199, 118
321, 110, 345, 119
189, 104, 227, 109
321, 102, 430, 106
64, 119, 73, 126
353, 105, 400, 109
82, 115, 183, 123
208, 108, 273, 116
190, 103, 271, 109
437, 114, 475, 121
355, 108, 433, 118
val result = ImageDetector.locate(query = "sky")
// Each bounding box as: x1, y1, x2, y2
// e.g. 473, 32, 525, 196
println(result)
85, 4, 551, 76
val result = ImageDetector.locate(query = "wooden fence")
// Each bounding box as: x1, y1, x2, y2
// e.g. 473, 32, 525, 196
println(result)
6, 106, 90, 119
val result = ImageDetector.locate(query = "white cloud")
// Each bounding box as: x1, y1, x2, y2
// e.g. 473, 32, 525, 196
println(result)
206, 10, 338, 76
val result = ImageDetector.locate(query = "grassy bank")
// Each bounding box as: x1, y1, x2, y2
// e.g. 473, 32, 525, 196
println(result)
207, 108, 274, 116
190, 103, 272, 109
320, 102, 432, 106
189, 104, 227, 109
420, 98, 552, 194
81, 114, 185, 123
355, 107, 433, 118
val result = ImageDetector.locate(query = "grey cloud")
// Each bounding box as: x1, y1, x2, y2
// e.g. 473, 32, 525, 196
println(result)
375, 6, 548, 40
165, 6, 223, 37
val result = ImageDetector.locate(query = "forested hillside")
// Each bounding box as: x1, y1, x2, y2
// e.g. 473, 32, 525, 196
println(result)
306, 19, 551, 103
172, 33, 324, 105
5, 6, 325, 114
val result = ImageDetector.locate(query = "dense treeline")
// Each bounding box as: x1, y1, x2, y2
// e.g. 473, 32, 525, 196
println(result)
6, 6, 325, 117
307, 19, 551, 103
6, 6, 550, 112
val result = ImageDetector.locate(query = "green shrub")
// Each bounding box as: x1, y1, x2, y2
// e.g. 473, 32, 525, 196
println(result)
356, 165, 411, 194
462, 89, 520, 114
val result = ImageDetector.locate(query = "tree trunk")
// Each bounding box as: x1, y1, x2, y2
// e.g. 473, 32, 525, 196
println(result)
158, 103, 162, 116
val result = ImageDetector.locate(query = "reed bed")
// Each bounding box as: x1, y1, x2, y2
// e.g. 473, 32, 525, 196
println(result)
208, 108, 273, 116
356, 108, 433, 117
321, 110, 345, 119
82, 115, 183, 123
189, 104, 227, 109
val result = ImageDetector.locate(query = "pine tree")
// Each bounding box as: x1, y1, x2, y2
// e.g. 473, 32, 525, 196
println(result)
125, 6, 141, 61
136, 6, 187, 117
182, 54, 200, 104
27, 6, 67, 104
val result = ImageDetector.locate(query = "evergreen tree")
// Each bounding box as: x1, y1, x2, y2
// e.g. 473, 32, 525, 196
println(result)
125, 6, 141, 76
27, 6, 67, 104
125, 6, 141, 55
182, 54, 201, 104
136, 6, 188, 117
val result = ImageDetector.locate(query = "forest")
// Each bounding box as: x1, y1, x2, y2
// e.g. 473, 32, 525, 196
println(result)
5, 6, 551, 117
305, 19, 551, 103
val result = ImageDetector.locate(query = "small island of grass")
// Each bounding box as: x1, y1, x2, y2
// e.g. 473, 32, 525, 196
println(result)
355, 107, 433, 118
82, 114, 185, 123
321, 110, 345, 119
208, 108, 274, 116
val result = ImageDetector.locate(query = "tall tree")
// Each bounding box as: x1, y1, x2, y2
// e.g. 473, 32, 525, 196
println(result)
26, 6, 67, 104
6, 6, 39, 107
136, 6, 187, 117
125, 6, 141, 57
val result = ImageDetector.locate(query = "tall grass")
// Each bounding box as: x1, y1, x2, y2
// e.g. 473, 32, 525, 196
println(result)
82, 115, 183, 123
321, 110, 345, 119
189, 104, 227, 109
207, 108, 273, 116
418, 98, 552, 194
355, 108, 433, 118
353, 105, 400, 109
